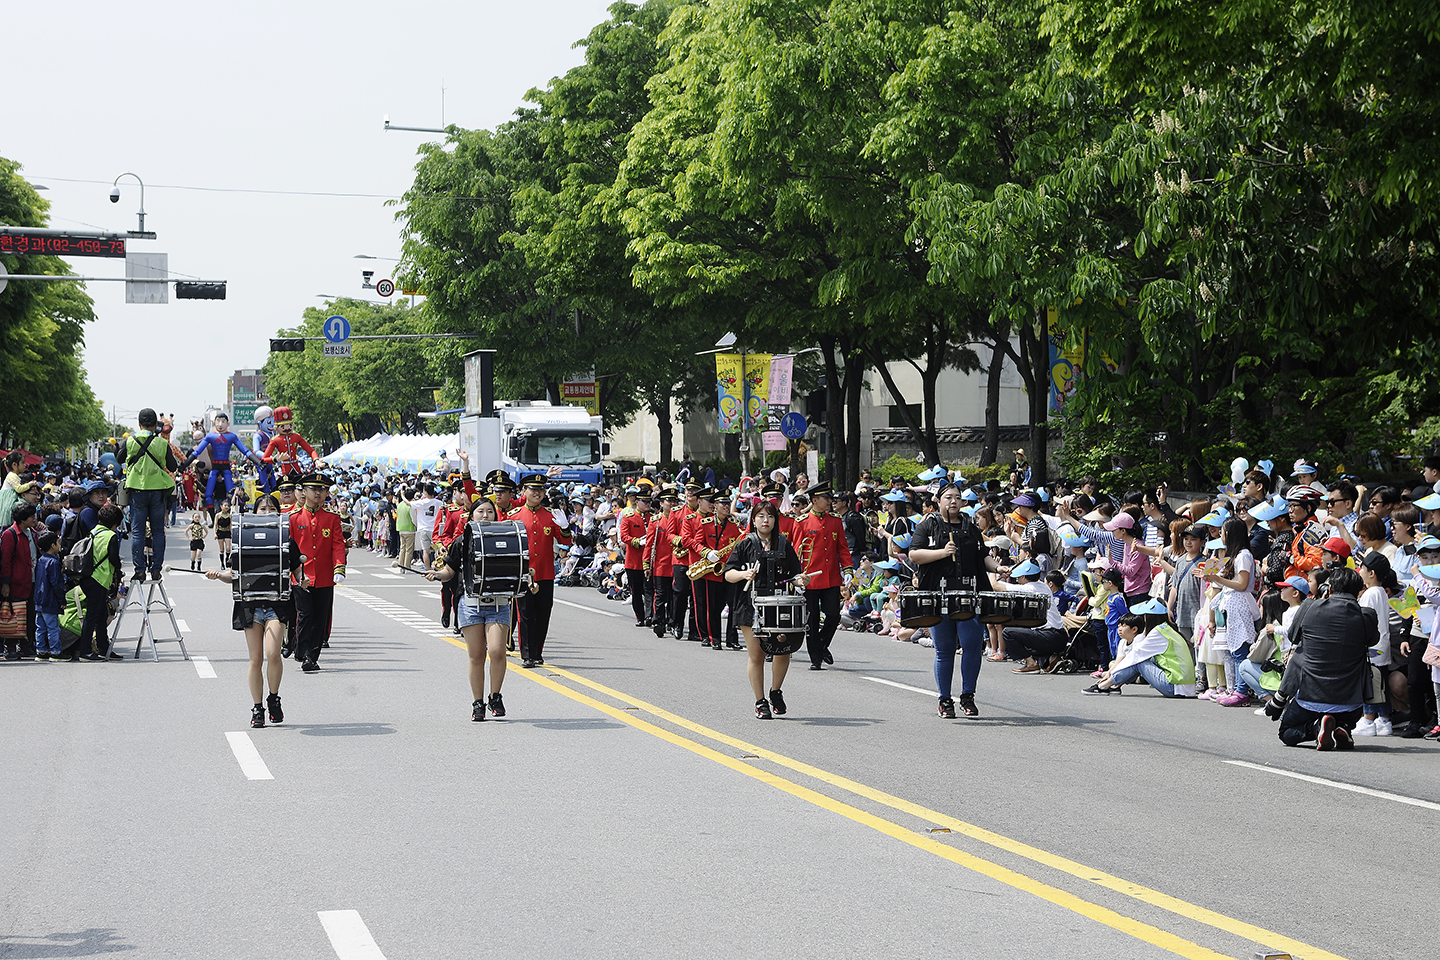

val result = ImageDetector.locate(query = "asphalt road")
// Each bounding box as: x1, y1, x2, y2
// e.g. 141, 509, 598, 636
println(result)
3, 545, 1436, 960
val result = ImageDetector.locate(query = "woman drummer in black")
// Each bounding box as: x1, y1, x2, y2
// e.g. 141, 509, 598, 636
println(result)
204, 494, 305, 729
724, 500, 810, 719
907, 482, 995, 718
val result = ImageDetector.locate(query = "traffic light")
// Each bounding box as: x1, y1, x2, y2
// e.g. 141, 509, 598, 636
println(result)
269, 338, 307, 352
175, 281, 226, 299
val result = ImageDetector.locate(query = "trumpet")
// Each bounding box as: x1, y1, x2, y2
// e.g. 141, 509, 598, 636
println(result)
689, 537, 742, 579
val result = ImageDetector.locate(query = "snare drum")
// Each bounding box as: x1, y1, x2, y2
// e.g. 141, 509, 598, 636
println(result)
461, 521, 531, 601
976, 591, 1018, 624
1009, 593, 1049, 627
752, 594, 806, 655
898, 591, 946, 627
232, 513, 292, 602
945, 591, 977, 621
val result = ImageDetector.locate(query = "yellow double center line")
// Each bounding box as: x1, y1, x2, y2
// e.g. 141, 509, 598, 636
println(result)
438, 635, 1346, 960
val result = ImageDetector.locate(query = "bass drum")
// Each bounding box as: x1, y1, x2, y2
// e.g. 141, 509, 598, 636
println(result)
898, 591, 945, 628
232, 513, 292, 602
462, 520, 531, 601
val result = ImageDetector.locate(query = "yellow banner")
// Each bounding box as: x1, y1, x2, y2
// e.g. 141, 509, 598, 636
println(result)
744, 353, 772, 431
716, 353, 743, 433
560, 381, 599, 416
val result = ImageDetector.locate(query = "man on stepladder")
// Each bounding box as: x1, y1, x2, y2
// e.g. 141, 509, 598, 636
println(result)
290, 473, 347, 673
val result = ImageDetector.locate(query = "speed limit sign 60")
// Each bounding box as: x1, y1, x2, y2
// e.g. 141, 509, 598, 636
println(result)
376, 278, 395, 297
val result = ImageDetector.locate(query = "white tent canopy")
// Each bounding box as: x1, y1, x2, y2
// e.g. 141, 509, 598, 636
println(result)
320, 432, 459, 474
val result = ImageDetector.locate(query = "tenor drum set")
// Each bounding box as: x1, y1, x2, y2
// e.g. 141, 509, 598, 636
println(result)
897, 578, 1048, 629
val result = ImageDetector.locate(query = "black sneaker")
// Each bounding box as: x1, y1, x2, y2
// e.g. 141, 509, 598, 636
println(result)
822, 649, 834, 665
1334, 725, 1354, 750
755, 698, 773, 720
301, 660, 320, 673
1082, 683, 1120, 696
488, 692, 506, 718
808, 663, 824, 671
150, 569, 163, 582
1316, 714, 1337, 751
472, 698, 486, 722
958, 692, 980, 717
266, 692, 284, 724
132, 569, 147, 583
521, 659, 537, 668
250, 704, 265, 728
441, 613, 451, 629
937, 697, 957, 719
769, 689, 787, 716
726, 640, 743, 650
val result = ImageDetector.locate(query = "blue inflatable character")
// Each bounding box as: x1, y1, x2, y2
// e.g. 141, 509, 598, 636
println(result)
186, 410, 262, 509
253, 404, 277, 494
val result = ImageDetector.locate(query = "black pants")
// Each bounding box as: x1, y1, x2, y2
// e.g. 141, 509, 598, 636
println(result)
441, 577, 461, 625
294, 585, 335, 664
79, 579, 110, 657
724, 581, 740, 645
804, 585, 841, 666
1002, 626, 1067, 663
1408, 633, 1437, 730
672, 567, 693, 636
627, 569, 647, 623
518, 580, 555, 661
652, 574, 671, 636
694, 577, 723, 643
1279, 702, 1363, 747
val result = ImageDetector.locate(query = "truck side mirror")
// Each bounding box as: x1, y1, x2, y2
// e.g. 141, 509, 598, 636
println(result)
602, 442, 611, 456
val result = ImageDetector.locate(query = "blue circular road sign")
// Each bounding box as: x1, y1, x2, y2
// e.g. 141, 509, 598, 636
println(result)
780, 412, 808, 440
323, 315, 351, 343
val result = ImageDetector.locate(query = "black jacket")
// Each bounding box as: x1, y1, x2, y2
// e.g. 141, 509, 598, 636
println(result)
1277, 596, 1376, 707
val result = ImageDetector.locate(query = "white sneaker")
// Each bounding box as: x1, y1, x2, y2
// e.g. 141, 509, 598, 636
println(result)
1353, 717, 1377, 736
1374, 716, 1393, 736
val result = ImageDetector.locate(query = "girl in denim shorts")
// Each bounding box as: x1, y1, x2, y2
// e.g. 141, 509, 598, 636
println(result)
429, 497, 536, 721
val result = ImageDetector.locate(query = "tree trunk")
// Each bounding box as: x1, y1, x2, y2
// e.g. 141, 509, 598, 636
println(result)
980, 320, 1009, 466
845, 350, 864, 489
865, 345, 939, 465
649, 389, 673, 465
545, 379, 562, 405
1011, 313, 1049, 485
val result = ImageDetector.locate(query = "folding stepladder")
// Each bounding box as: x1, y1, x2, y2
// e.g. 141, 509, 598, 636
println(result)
108, 579, 189, 662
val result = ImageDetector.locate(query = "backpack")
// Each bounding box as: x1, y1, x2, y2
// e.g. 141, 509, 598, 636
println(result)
63, 531, 95, 580
59, 512, 84, 555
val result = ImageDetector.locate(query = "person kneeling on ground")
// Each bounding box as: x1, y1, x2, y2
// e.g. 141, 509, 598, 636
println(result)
1082, 599, 1196, 696
1264, 568, 1376, 750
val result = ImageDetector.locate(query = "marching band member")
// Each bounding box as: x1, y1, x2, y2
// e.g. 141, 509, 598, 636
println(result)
426, 497, 534, 721
513, 474, 571, 667
620, 489, 654, 626
289, 473, 347, 674
792, 481, 853, 670
485, 470, 518, 519
669, 480, 703, 640
204, 494, 303, 728
907, 482, 994, 718
725, 500, 810, 718
684, 488, 743, 648
648, 485, 679, 637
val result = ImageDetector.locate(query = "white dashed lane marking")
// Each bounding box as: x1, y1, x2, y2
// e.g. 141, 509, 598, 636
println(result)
318, 910, 387, 959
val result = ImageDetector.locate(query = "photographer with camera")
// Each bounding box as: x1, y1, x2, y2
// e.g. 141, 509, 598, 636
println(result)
1265, 567, 1377, 750
120, 409, 179, 583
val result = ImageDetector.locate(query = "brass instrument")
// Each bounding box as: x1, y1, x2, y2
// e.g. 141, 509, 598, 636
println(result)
689, 535, 742, 579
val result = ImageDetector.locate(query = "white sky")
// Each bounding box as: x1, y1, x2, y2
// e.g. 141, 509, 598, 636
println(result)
3, 0, 615, 427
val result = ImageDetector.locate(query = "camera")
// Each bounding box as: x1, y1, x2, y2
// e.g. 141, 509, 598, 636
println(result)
109, 187, 121, 204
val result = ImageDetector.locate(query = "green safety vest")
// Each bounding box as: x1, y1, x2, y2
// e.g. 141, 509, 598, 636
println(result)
91, 527, 117, 590
61, 586, 84, 636
123, 432, 175, 491
1152, 624, 1196, 687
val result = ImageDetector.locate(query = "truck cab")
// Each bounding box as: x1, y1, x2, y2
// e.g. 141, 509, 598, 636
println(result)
495, 401, 605, 485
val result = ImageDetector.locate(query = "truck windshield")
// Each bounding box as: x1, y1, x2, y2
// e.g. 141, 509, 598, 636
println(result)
514, 432, 600, 466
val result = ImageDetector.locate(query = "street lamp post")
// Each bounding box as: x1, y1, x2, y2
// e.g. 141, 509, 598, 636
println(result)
110, 172, 154, 238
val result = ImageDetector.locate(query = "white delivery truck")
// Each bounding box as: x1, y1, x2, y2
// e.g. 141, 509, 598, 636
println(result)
460, 401, 606, 485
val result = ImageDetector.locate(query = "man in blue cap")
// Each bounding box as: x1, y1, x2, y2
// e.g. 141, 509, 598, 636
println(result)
997, 559, 1064, 674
